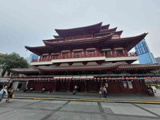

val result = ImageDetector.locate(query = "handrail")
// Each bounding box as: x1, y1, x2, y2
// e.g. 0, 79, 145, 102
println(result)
32, 52, 137, 62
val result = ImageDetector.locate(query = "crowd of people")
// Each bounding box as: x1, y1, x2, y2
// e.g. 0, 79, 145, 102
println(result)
0, 85, 14, 103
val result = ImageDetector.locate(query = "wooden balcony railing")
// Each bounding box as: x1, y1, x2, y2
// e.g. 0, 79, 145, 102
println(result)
32, 52, 137, 62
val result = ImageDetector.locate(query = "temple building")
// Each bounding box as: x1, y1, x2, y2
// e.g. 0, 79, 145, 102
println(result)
11, 22, 160, 94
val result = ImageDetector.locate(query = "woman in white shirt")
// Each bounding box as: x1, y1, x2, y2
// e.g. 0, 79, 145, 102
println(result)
0, 86, 8, 102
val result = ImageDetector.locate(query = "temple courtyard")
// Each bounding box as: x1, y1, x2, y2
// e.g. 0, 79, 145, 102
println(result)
0, 89, 160, 120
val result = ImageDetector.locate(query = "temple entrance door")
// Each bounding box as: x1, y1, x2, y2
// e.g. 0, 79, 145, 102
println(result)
70, 80, 85, 92
34, 81, 44, 91
86, 80, 100, 92
108, 80, 121, 94
133, 80, 147, 94
56, 81, 68, 92
44, 81, 56, 92
28, 81, 36, 90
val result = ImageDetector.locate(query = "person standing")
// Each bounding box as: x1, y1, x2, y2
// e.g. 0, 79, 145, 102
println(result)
0, 86, 8, 102
102, 86, 107, 99
6, 86, 14, 103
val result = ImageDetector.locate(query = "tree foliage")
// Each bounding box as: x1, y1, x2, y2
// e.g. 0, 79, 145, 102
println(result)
0, 53, 29, 76
152, 70, 160, 74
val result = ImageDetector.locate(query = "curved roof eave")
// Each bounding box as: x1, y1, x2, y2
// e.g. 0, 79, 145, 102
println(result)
38, 63, 120, 71
11, 68, 40, 73
100, 27, 117, 33
43, 38, 65, 43
53, 35, 64, 39
105, 33, 147, 51
44, 33, 113, 46
117, 64, 160, 70
25, 46, 53, 56
55, 22, 102, 37
115, 30, 123, 36
101, 24, 110, 29
111, 33, 147, 41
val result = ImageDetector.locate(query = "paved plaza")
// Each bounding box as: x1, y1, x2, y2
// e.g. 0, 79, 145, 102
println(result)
0, 99, 160, 120
11, 89, 160, 104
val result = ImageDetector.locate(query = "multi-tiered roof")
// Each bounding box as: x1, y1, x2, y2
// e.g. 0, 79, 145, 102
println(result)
25, 22, 147, 55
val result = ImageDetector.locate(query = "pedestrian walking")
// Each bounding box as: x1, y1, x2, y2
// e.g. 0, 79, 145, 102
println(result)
99, 85, 103, 94
73, 85, 78, 95
0, 86, 8, 102
6, 86, 14, 103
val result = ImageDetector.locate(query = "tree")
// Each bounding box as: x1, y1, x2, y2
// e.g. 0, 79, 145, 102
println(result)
0, 53, 29, 77
152, 70, 160, 74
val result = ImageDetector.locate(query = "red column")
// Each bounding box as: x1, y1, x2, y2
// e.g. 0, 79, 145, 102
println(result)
95, 50, 98, 57
124, 49, 128, 56
54, 81, 57, 91
111, 49, 115, 57
67, 81, 70, 92
47, 55, 50, 61
85, 80, 87, 92
60, 52, 62, 59
72, 51, 74, 58
84, 50, 87, 57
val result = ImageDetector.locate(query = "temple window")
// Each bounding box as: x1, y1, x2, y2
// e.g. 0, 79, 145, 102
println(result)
128, 81, 133, 89
123, 81, 128, 88
122, 81, 133, 89
74, 52, 82, 58
62, 53, 70, 59
116, 50, 123, 56
52, 55, 59, 59
42, 56, 47, 60
87, 51, 95, 57
105, 51, 112, 57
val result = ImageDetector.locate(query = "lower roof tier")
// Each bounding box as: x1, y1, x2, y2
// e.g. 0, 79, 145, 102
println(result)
11, 63, 160, 73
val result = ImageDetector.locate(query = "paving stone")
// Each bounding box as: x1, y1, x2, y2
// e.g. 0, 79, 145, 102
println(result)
47, 112, 103, 120
25, 100, 67, 110
101, 102, 156, 117
135, 104, 160, 116
61, 101, 100, 113
0, 99, 160, 120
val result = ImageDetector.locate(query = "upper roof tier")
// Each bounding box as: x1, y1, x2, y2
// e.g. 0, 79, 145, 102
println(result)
44, 33, 113, 47
101, 24, 110, 29
25, 22, 147, 55
55, 22, 102, 37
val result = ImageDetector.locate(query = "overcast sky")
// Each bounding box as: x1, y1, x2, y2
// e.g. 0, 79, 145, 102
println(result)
0, 0, 160, 59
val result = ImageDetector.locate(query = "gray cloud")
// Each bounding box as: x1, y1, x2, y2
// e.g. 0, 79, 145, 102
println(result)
0, 0, 160, 58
